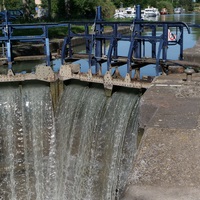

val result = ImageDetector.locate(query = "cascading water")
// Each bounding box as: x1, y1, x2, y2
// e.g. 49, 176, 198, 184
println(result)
0, 82, 56, 200
55, 83, 140, 200
0, 81, 140, 200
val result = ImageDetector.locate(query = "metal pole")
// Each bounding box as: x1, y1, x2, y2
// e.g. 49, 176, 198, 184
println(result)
94, 6, 103, 74
134, 5, 142, 59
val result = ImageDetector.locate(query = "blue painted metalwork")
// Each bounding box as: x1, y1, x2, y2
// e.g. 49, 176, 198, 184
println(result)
0, 5, 191, 78
61, 5, 190, 76
0, 11, 67, 69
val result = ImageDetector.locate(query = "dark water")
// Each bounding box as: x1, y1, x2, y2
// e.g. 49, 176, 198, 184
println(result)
0, 82, 140, 200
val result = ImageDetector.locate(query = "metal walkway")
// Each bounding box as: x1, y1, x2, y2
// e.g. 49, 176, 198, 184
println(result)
0, 6, 193, 90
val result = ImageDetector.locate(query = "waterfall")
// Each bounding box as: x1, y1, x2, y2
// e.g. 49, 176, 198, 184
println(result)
0, 81, 140, 200
55, 83, 140, 200
0, 82, 56, 200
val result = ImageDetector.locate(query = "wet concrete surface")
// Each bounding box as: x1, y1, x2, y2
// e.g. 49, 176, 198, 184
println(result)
122, 73, 200, 200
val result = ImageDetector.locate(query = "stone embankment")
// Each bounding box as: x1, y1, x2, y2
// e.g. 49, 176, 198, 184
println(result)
122, 40, 200, 200
183, 38, 200, 67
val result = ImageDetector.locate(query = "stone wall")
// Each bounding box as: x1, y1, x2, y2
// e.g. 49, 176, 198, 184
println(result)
183, 38, 200, 64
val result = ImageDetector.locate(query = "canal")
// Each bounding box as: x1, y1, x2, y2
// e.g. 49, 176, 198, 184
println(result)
10, 12, 200, 78
52, 13, 200, 78
1, 13, 200, 200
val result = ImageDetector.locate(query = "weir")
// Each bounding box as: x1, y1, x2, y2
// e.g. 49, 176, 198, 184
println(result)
0, 5, 195, 92
0, 4, 200, 200
0, 82, 140, 199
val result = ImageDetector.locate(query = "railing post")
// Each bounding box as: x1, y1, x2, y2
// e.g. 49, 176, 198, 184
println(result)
45, 37, 51, 66
135, 4, 141, 20
127, 5, 142, 75
94, 6, 103, 74
113, 24, 118, 60
152, 26, 156, 58
6, 41, 12, 69
162, 24, 168, 61
3, 11, 13, 70
85, 24, 90, 54
43, 26, 51, 66
179, 26, 184, 60
134, 5, 142, 59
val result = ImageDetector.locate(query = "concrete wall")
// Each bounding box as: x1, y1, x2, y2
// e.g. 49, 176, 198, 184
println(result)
122, 73, 200, 199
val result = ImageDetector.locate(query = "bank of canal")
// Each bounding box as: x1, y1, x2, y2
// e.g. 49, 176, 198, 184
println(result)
122, 72, 200, 200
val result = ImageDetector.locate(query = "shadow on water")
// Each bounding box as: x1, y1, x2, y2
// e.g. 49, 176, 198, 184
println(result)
0, 80, 143, 200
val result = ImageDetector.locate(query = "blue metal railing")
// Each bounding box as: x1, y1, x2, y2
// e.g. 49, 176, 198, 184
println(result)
0, 12, 68, 69
0, 5, 191, 77
61, 5, 190, 76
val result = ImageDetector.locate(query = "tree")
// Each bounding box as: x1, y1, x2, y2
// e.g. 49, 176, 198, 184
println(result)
22, 0, 30, 19
97, 0, 116, 18
22, 0, 35, 19
41, 0, 52, 19
47, 0, 51, 19
1, 0, 22, 10
70, 0, 97, 18
157, 1, 173, 13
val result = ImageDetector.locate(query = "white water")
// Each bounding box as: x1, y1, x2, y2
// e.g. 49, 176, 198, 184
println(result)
0, 83, 56, 200
0, 82, 140, 200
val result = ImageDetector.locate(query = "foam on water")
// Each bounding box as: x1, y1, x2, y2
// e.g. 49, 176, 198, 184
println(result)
55, 83, 140, 200
0, 82, 56, 200
0, 82, 140, 200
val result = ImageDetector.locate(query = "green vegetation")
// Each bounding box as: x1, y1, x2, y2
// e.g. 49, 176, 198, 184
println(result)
157, 1, 174, 13
194, 2, 200, 12
0, 0, 197, 43
0, 0, 196, 22
8, 26, 85, 38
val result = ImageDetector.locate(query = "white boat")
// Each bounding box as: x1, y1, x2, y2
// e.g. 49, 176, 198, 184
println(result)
113, 10, 126, 19
174, 7, 185, 14
144, 7, 160, 18
154, 8, 160, 16
113, 6, 160, 20
124, 7, 135, 18
113, 7, 136, 19
141, 10, 146, 19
